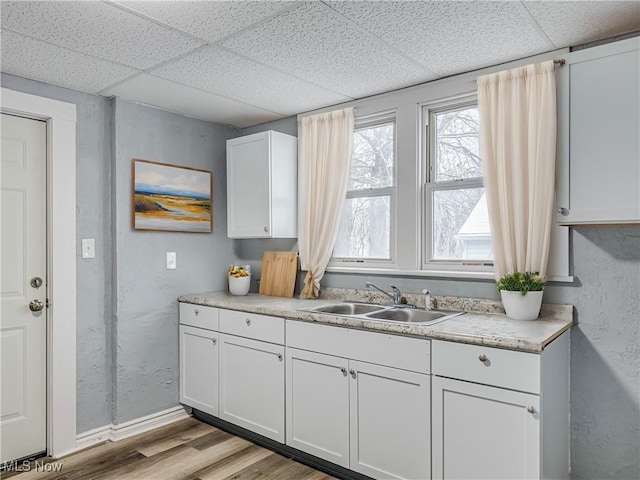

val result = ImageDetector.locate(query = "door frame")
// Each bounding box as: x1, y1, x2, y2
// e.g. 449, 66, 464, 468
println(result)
1, 87, 77, 458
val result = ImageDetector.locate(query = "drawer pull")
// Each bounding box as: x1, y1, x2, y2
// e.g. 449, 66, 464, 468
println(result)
478, 354, 488, 363
527, 406, 536, 414
194, 309, 199, 316
245, 318, 251, 326
340, 367, 347, 376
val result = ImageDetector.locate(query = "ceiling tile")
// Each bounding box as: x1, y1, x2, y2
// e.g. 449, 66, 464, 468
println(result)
524, 1, 640, 48
102, 74, 283, 128
114, 0, 297, 43
327, 0, 553, 77
150, 45, 352, 116
220, 1, 433, 98
1, 0, 204, 69
0, 30, 139, 94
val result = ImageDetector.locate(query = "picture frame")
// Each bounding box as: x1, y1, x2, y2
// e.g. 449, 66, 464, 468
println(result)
132, 159, 213, 233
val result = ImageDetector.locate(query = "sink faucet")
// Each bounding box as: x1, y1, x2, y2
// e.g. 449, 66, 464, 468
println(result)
365, 282, 402, 305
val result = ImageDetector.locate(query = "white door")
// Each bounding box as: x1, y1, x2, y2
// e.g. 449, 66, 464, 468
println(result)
349, 361, 430, 480
285, 348, 350, 467
432, 376, 540, 480
1, 113, 47, 462
219, 334, 285, 442
226, 132, 271, 238
179, 325, 219, 417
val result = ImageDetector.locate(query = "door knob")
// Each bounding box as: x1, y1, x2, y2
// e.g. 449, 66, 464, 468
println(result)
29, 299, 44, 312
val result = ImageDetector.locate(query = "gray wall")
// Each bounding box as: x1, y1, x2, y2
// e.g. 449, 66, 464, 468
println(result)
2, 73, 114, 432
111, 98, 235, 424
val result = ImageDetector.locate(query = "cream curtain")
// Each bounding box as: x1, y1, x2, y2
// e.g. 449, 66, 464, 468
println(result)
298, 108, 354, 298
477, 61, 557, 279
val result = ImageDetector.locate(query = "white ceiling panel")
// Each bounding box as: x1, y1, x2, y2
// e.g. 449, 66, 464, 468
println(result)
150, 45, 352, 116
0, 0, 204, 69
114, 0, 297, 43
1, 30, 139, 94
221, 1, 434, 98
524, 1, 640, 48
102, 74, 282, 128
327, 0, 553, 77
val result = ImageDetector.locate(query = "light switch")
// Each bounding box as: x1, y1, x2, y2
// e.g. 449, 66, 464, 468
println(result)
166, 252, 177, 270
82, 239, 95, 259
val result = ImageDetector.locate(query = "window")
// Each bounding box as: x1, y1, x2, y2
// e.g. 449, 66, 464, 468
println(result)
333, 113, 395, 263
425, 99, 492, 268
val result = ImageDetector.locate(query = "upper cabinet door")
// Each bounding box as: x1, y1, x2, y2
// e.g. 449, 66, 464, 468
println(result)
227, 132, 272, 238
226, 131, 297, 238
557, 37, 640, 225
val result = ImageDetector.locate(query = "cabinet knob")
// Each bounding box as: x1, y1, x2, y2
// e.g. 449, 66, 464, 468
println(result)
526, 406, 536, 414
211, 338, 217, 345
194, 309, 199, 316
558, 207, 569, 216
349, 369, 356, 379
245, 318, 251, 326
264, 226, 269, 233
277, 353, 283, 361
478, 354, 488, 363
340, 367, 347, 376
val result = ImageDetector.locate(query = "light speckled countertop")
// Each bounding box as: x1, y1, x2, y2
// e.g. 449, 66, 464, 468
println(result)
178, 288, 573, 352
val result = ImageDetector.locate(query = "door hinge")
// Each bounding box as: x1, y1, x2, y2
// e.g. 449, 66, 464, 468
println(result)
46, 299, 50, 308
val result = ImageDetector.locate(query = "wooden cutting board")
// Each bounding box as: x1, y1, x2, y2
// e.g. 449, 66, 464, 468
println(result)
259, 251, 298, 298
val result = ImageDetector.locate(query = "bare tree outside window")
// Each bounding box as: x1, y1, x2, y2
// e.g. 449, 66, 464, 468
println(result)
334, 121, 394, 260
429, 106, 492, 262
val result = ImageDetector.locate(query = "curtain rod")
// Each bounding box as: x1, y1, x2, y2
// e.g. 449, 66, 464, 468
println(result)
554, 59, 566, 67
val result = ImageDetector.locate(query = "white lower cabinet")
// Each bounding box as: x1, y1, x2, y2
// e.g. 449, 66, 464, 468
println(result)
349, 360, 430, 480
219, 333, 285, 442
285, 321, 431, 480
432, 376, 540, 479
179, 324, 219, 417
432, 334, 569, 480
286, 348, 350, 467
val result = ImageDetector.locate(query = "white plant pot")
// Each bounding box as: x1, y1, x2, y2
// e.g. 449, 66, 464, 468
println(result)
228, 275, 251, 296
500, 290, 543, 321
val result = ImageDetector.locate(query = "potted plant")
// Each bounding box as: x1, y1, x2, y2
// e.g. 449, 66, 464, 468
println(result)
496, 271, 545, 321
228, 265, 251, 296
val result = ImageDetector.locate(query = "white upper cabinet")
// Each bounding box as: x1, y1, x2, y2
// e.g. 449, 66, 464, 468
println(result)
226, 130, 297, 238
557, 37, 640, 225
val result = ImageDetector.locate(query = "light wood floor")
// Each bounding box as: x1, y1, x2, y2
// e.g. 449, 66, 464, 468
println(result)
2, 417, 337, 480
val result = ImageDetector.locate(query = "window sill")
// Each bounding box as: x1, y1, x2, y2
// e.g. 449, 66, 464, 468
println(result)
325, 266, 574, 283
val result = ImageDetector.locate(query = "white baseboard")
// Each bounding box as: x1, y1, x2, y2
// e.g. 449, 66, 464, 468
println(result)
111, 406, 191, 441
72, 406, 191, 455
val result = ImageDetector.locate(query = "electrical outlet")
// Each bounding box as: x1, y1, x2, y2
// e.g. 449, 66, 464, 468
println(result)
166, 252, 177, 270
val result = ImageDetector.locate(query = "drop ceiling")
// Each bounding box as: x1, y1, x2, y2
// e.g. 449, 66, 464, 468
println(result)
1, 1, 639, 128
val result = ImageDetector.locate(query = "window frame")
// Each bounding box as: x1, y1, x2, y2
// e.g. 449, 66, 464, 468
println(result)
421, 95, 494, 274
330, 110, 398, 268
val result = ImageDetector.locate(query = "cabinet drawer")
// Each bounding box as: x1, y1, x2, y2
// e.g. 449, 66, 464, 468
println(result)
432, 340, 540, 394
286, 320, 430, 374
219, 309, 285, 344
179, 303, 219, 331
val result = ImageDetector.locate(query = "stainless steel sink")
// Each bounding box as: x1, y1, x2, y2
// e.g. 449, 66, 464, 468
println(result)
365, 308, 463, 325
309, 302, 385, 315
304, 302, 463, 326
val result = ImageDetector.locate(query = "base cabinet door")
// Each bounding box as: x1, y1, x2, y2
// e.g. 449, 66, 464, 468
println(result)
286, 348, 350, 467
350, 361, 430, 480
179, 325, 219, 416
432, 376, 540, 480
219, 334, 285, 442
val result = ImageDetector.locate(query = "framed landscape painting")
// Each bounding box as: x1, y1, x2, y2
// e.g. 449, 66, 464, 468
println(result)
133, 159, 212, 233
